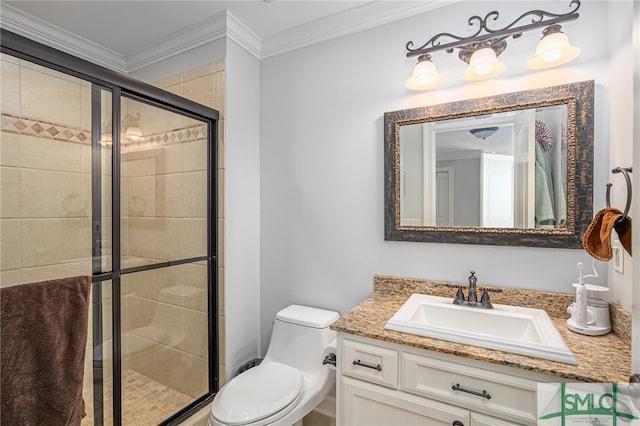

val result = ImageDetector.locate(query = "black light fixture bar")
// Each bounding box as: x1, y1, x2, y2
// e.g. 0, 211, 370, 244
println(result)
406, 0, 580, 58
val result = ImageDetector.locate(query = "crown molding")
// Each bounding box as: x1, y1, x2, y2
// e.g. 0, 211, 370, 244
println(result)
0, 3, 127, 73
125, 11, 261, 72
125, 11, 227, 72
1, 1, 456, 71
260, 0, 457, 59
225, 11, 262, 59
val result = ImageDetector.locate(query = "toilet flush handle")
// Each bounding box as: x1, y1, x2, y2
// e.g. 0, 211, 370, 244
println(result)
322, 353, 336, 367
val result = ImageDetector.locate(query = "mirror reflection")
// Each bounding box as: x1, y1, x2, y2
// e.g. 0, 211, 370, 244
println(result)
384, 80, 594, 248
400, 105, 568, 229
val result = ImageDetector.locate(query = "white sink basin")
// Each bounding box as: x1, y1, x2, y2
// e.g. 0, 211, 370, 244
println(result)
385, 293, 576, 365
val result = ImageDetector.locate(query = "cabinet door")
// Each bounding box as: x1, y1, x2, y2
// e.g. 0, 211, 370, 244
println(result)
471, 412, 522, 426
342, 377, 469, 426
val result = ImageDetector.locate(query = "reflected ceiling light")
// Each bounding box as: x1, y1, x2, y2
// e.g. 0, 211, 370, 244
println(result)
405, 54, 442, 90
122, 112, 142, 141
470, 127, 499, 140
404, 0, 581, 90
527, 24, 581, 70
100, 119, 113, 147
125, 126, 143, 140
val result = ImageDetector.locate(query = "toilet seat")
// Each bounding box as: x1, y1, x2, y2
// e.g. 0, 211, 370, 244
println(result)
212, 362, 304, 426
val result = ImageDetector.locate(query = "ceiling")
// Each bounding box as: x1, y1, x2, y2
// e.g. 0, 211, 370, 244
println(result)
1, 1, 451, 73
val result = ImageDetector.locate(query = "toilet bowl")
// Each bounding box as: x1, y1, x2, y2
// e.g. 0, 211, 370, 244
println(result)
209, 305, 339, 426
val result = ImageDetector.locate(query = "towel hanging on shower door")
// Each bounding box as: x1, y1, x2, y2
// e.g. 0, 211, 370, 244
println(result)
1, 275, 91, 426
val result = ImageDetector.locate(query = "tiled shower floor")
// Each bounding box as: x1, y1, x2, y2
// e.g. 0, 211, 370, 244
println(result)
82, 369, 194, 425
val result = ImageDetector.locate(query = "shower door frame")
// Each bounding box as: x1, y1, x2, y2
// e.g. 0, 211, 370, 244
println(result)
1, 29, 219, 426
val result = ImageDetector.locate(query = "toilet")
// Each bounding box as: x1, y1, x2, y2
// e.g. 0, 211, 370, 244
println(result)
209, 305, 339, 426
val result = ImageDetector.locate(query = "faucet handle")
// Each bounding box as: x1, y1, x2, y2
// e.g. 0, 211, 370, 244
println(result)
479, 288, 494, 309
446, 283, 466, 304
453, 286, 465, 305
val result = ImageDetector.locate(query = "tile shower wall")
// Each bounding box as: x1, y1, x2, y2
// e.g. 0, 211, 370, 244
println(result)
0, 53, 93, 286
0, 53, 99, 421
152, 60, 226, 387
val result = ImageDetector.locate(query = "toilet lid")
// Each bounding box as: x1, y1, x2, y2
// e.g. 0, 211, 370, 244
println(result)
212, 362, 304, 425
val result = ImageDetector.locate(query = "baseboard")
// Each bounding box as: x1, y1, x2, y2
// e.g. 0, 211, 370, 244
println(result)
312, 395, 336, 419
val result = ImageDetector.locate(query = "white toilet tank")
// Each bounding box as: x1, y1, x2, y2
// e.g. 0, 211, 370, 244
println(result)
262, 305, 339, 374
209, 305, 339, 426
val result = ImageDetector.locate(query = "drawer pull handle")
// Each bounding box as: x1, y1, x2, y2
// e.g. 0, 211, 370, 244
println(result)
452, 421, 464, 426
451, 383, 492, 400
352, 359, 382, 371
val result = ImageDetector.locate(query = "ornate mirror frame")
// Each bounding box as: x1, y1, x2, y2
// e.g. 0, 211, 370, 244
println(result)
384, 80, 594, 248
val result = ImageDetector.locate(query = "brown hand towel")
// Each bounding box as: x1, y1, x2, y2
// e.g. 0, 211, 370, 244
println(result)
582, 207, 632, 261
614, 215, 632, 256
1, 276, 91, 426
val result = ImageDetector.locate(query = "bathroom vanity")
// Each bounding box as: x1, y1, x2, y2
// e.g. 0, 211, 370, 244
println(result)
331, 275, 631, 426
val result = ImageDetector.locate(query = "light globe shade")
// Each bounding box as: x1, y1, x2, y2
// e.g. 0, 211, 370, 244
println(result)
405, 57, 442, 90
527, 31, 581, 70
461, 47, 505, 81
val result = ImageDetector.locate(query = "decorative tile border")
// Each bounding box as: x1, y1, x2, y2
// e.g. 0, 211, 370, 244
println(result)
122, 124, 207, 153
1, 113, 207, 152
1, 113, 89, 143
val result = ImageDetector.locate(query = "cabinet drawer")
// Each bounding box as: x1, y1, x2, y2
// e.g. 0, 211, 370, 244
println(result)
341, 339, 398, 388
401, 352, 538, 424
341, 376, 469, 426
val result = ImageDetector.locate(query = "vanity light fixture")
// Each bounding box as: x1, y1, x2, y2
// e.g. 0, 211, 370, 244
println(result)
461, 46, 506, 81
405, 0, 581, 90
527, 24, 582, 70
405, 54, 442, 90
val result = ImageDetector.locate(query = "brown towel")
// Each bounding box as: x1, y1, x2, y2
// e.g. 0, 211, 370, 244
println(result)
1, 276, 91, 426
582, 207, 632, 261
614, 215, 632, 256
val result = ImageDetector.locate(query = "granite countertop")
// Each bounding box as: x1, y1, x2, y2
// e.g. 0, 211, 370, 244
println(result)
331, 275, 632, 383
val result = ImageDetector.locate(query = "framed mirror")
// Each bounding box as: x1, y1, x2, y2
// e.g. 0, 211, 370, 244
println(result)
384, 80, 594, 248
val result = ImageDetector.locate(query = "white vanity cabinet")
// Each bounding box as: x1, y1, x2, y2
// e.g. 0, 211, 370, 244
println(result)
337, 334, 561, 426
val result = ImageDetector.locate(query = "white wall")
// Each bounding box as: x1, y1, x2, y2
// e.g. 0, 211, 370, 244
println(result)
259, 1, 627, 351
224, 38, 262, 376
606, 1, 634, 309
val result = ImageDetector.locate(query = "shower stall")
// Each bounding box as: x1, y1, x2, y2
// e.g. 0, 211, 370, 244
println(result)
1, 30, 218, 425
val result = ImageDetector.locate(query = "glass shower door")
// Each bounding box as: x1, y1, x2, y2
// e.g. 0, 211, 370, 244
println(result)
118, 96, 211, 425
1, 34, 217, 425
0, 53, 112, 424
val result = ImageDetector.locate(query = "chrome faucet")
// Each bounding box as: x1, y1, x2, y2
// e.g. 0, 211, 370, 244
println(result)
451, 271, 501, 309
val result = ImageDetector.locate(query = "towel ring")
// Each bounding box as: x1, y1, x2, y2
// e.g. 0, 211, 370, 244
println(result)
605, 166, 632, 222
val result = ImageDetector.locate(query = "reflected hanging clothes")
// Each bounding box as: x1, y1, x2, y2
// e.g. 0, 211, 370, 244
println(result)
555, 125, 569, 225
535, 120, 555, 227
